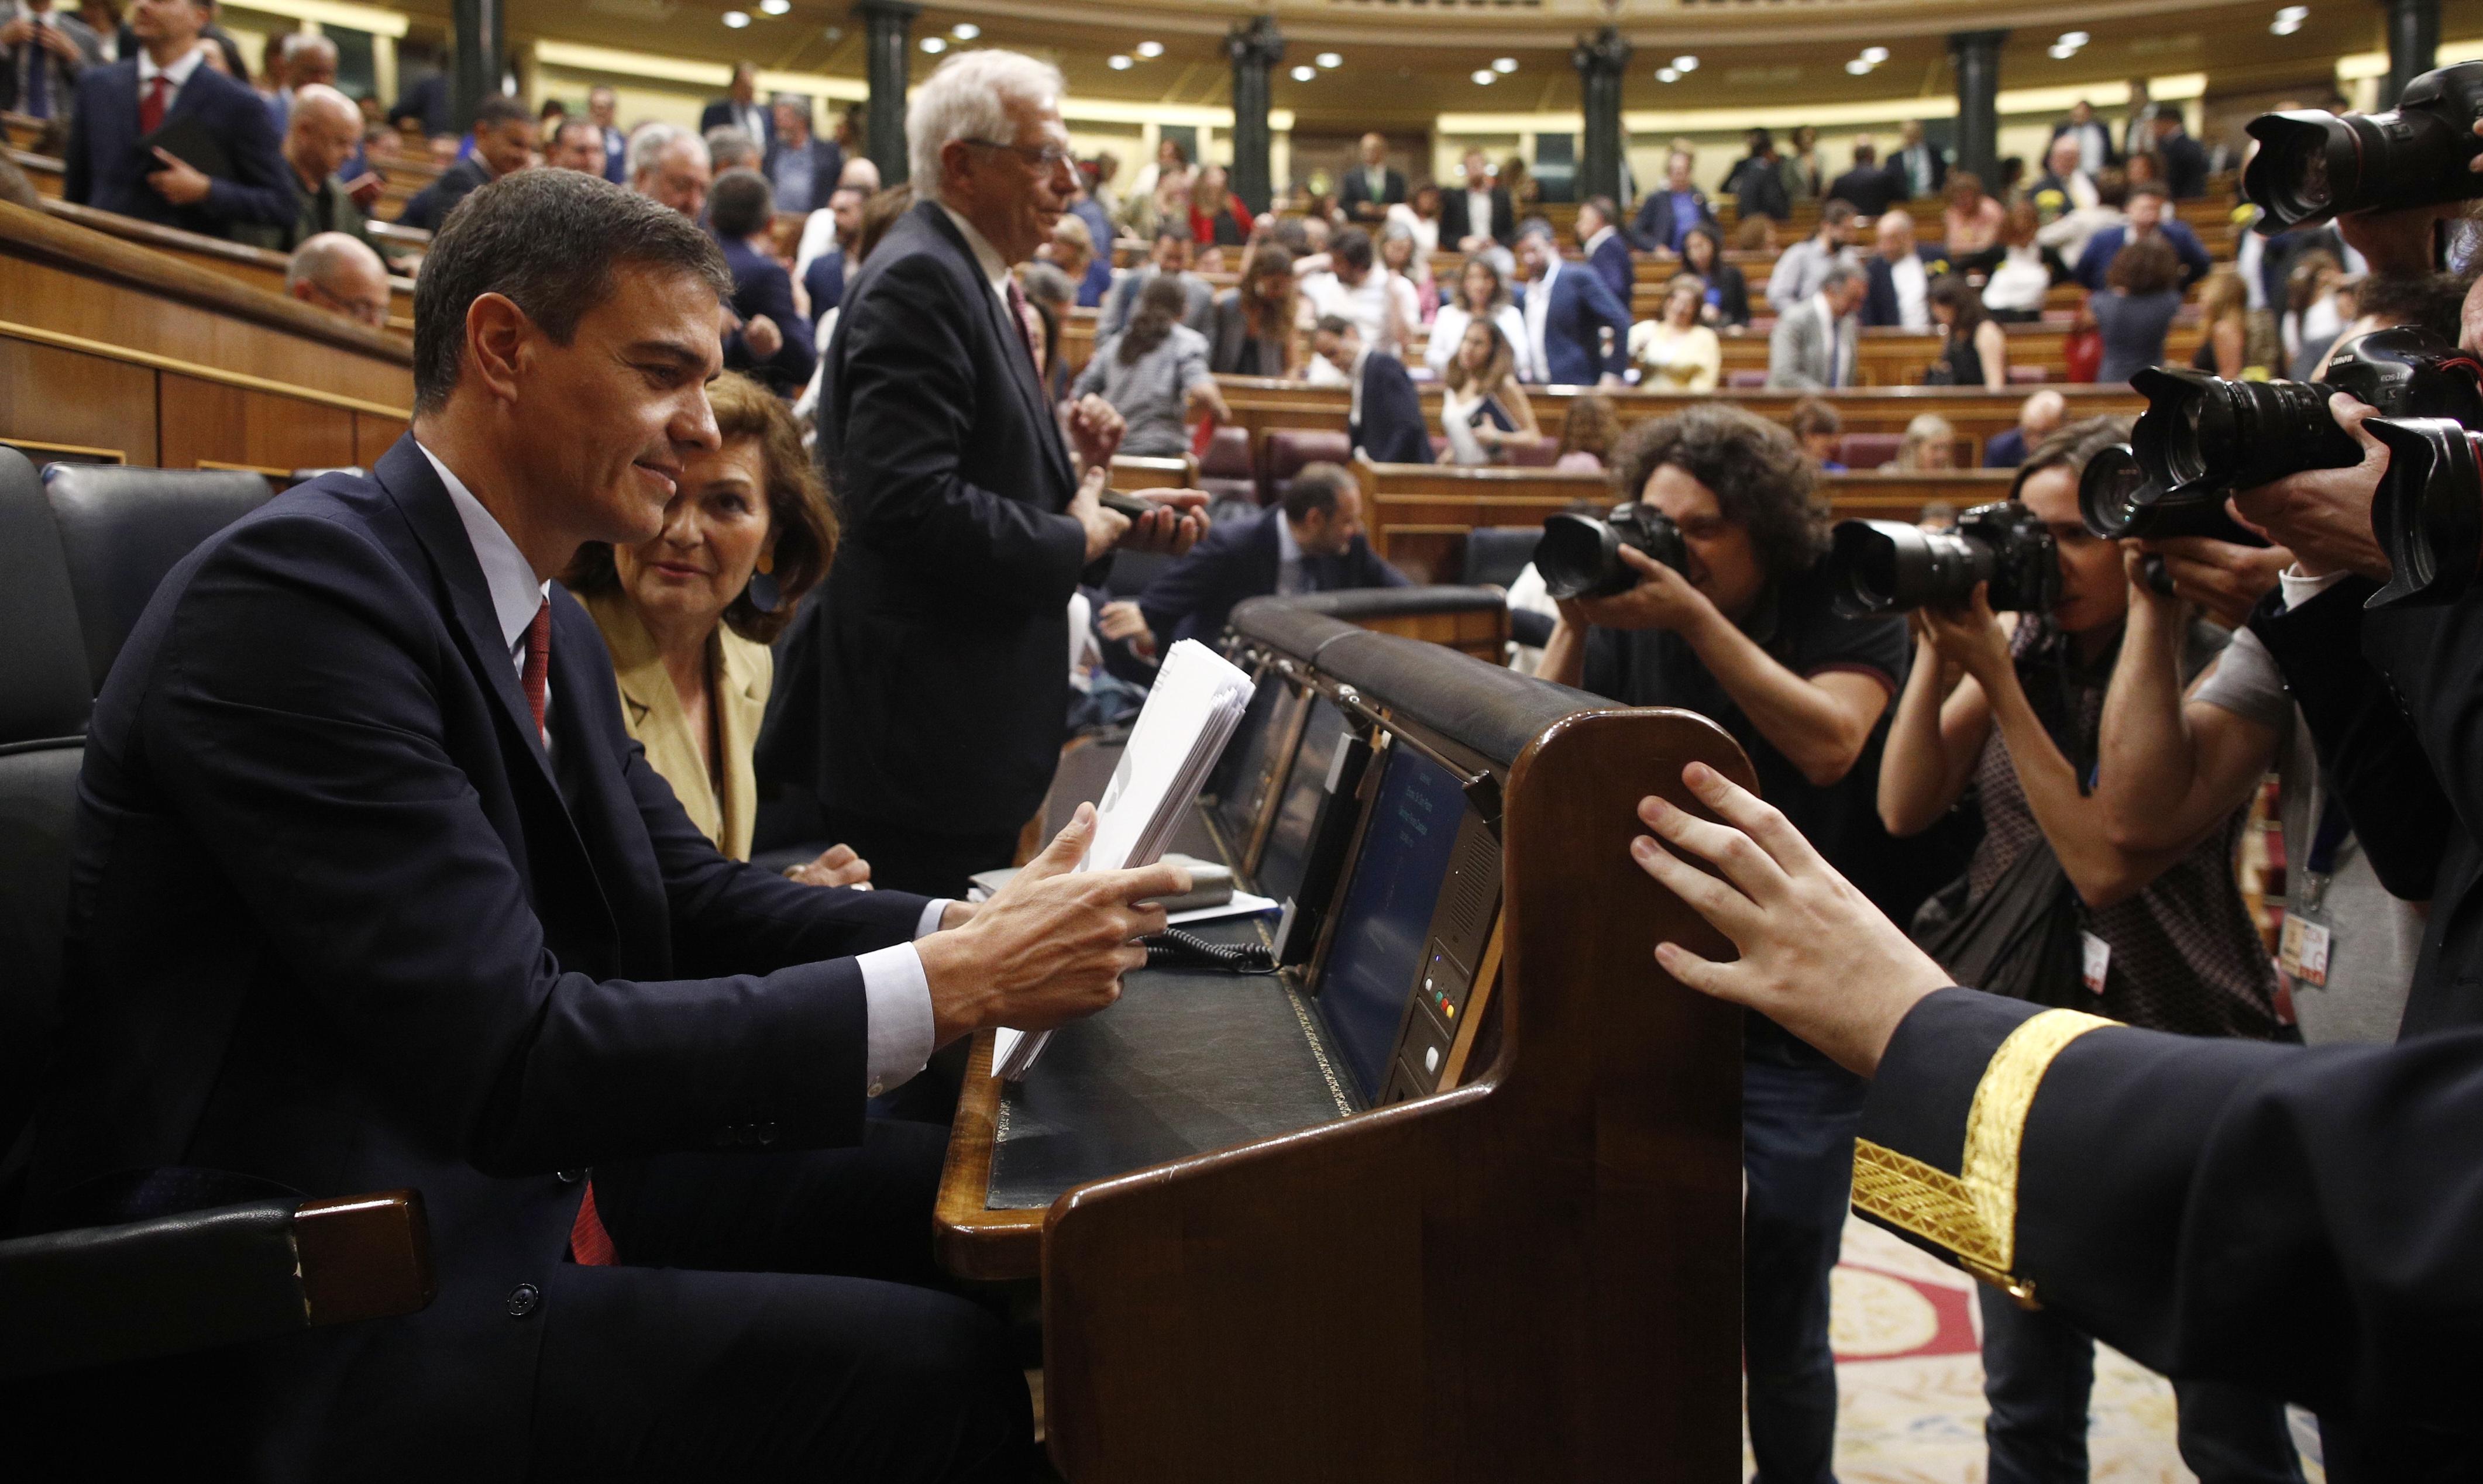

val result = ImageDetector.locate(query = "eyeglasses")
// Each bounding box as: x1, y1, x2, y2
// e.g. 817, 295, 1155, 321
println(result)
964, 138, 1074, 174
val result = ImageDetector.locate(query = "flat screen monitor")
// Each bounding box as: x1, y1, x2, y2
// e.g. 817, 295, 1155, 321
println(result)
1254, 696, 1351, 910
1315, 742, 1470, 1103
1206, 671, 1301, 858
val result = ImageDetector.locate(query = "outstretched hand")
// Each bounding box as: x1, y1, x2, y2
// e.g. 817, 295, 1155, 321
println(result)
1629, 762, 1949, 1076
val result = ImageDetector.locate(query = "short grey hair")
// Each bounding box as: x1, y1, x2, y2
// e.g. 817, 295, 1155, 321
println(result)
1821, 262, 1866, 292
289, 81, 357, 130
907, 48, 1064, 204
1020, 261, 1073, 310
284, 230, 382, 294
278, 32, 337, 66
704, 124, 762, 171
628, 122, 707, 183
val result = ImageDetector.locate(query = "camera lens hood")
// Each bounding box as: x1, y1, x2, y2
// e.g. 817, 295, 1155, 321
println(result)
2368, 415, 2483, 608
1538, 512, 1624, 601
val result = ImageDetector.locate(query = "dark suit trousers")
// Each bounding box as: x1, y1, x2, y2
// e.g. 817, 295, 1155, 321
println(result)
533, 1121, 1034, 1482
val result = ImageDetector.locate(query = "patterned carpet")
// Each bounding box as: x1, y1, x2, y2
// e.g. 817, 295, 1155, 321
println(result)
1789, 1217, 2325, 1484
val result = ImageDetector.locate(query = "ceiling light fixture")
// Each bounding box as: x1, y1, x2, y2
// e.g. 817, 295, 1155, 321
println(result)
1859, 46, 1888, 63
758, 0, 789, 14
1136, 40, 1163, 57
951, 21, 978, 37
721, 9, 749, 26
1671, 54, 1697, 71
919, 34, 944, 51
1470, 68, 1496, 85
1291, 64, 1316, 81
1107, 54, 1133, 70
1493, 57, 1519, 73
2047, 42, 2076, 58
1316, 51, 1342, 68
1845, 58, 1873, 74
1656, 66, 1679, 82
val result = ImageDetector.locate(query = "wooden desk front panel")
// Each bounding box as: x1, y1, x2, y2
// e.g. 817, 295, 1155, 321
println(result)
0, 337, 159, 466
160, 373, 359, 475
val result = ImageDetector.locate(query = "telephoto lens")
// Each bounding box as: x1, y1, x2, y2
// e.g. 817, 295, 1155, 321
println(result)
1538, 504, 1690, 600
1828, 502, 2061, 617
2367, 416, 2483, 608
2243, 61, 2483, 230
2079, 443, 2271, 594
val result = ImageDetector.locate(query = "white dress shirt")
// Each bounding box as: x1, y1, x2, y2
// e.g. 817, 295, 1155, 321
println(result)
1584, 225, 1617, 258
1464, 187, 1495, 241
135, 39, 206, 115
1887, 252, 1930, 332
416, 441, 947, 1096
1274, 509, 1307, 596
938, 202, 1014, 311
1523, 255, 1558, 383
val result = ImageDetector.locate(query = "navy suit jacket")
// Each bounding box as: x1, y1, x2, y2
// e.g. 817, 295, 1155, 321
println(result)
1339, 164, 1405, 221
718, 235, 816, 395
600, 123, 628, 183
1983, 426, 2031, 469
2157, 132, 2210, 200
788, 201, 1091, 838
1526, 263, 1631, 385
394, 153, 490, 232
2073, 221, 2212, 291
63, 57, 294, 239
803, 246, 845, 323
1586, 233, 1634, 311
27, 435, 929, 1469
1626, 188, 1714, 253
700, 98, 773, 153
1138, 506, 1409, 649
1860, 245, 1955, 329
1439, 185, 1515, 248
1353, 350, 1432, 465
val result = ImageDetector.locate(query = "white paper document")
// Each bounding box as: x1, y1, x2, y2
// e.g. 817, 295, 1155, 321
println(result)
992, 641, 1256, 1080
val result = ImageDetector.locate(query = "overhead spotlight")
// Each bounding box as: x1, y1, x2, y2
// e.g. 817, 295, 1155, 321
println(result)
1656, 66, 1679, 82
1316, 51, 1343, 68
951, 21, 978, 37
1470, 68, 1496, 85
1136, 40, 1163, 57
1859, 46, 1888, 63
1291, 64, 1316, 81
1845, 58, 1873, 74
2057, 30, 2089, 46
2048, 42, 2076, 58
1107, 54, 1133, 70
721, 9, 750, 26
758, 0, 789, 14
1493, 57, 1519, 73
2275, 4, 2309, 18
919, 34, 944, 52
1670, 54, 1697, 71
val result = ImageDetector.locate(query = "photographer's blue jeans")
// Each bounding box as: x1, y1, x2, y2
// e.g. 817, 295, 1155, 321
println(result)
1978, 1286, 2305, 1483
1743, 1055, 1868, 1484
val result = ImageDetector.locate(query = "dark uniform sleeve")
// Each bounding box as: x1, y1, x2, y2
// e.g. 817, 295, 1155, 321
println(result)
1855, 988, 2483, 1457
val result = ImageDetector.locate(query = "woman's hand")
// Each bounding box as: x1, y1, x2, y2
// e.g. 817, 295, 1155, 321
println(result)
1631, 763, 1951, 1077
1916, 584, 2013, 687
785, 843, 873, 889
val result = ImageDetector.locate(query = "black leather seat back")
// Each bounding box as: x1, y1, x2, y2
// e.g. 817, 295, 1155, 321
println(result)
42, 466, 273, 695
1463, 526, 1543, 590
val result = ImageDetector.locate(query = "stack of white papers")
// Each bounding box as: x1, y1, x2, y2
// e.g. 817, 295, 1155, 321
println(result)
993, 640, 1255, 1081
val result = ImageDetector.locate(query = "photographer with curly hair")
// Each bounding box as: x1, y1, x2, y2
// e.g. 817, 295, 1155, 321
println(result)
1539, 401, 1926, 1484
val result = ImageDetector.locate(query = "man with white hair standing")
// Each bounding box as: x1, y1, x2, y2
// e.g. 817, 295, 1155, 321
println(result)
782, 48, 1205, 897
629, 120, 711, 220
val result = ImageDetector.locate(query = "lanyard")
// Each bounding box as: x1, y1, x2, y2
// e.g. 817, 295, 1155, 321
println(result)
2305, 793, 2349, 880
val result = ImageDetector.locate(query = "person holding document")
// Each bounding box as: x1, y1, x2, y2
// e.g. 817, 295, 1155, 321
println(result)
61, 0, 294, 240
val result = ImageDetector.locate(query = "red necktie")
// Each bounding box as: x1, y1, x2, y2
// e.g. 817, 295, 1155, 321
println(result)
521, 598, 620, 1266
1003, 275, 1042, 374
139, 74, 168, 135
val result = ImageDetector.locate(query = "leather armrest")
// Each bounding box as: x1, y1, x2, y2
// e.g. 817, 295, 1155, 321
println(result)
0, 1189, 432, 1378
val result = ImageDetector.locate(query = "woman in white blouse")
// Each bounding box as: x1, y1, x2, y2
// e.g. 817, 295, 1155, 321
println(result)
1626, 277, 1721, 392
1427, 256, 1531, 383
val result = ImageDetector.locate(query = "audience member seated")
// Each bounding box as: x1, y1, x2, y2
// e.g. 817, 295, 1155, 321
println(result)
2092, 235, 2184, 385
1941, 171, 2006, 256
1380, 220, 1433, 323
1827, 140, 1901, 217
2124, 149, 2166, 194
1791, 395, 1845, 470
1062, 162, 1115, 266
2281, 250, 2351, 379
837, 152, 880, 195
1925, 275, 2007, 390
1, 0, 105, 129
2146, 108, 2209, 199
1437, 316, 1539, 465
2072, 183, 2210, 291
764, 92, 840, 214
1338, 130, 1404, 225
63, 0, 294, 240
1442, 146, 1516, 252
1138, 460, 1408, 648
1313, 313, 1430, 464
2194, 267, 2254, 377
283, 229, 387, 326
699, 58, 772, 152
567, 371, 866, 882
800, 184, 869, 321
2040, 166, 2127, 275
398, 92, 531, 230
1978, 202, 2069, 323
546, 117, 604, 174
1679, 223, 1749, 329
704, 123, 761, 174
1859, 208, 1941, 331
1889, 118, 1946, 198
1429, 252, 1531, 383
2027, 134, 2097, 224
1075, 275, 1230, 458
1884, 412, 1958, 471
1630, 276, 1722, 392
630, 121, 711, 219
1515, 221, 1628, 387
1390, 180, 1443, 268
1188, 162, 1249, 247
233, 81, 377, 255
709, 168, 814, 397
1766, 199, 1861, 315
1021, 261, 1074, 401
1983, 388, 2066, 467
1577, 194, 1632, 308
1555, 392, 1621, 472
1629, 148, 1715, 254
1302, 225, 1420, 361
1210, 241, 1301, 378
1101, 221, 1214, 338
1767, 262, 1865, 390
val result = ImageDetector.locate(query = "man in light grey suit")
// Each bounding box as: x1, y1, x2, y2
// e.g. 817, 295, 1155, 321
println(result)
1767, 264, 1866, 390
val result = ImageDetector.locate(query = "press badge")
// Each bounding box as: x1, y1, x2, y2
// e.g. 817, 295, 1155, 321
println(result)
2080, 931, 2111, 996
2278, 910, 2333, 989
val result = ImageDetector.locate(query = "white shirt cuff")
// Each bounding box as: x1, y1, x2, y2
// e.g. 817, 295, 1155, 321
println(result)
2277, 565, 2350, 613
915, 897, 951, 940
857, 944, 936, 1098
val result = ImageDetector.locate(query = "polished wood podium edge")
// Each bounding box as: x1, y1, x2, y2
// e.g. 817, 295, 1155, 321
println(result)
933, 1030, 1048, 1281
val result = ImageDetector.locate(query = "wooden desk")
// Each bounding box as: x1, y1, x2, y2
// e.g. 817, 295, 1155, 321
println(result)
39, 198, 416, 336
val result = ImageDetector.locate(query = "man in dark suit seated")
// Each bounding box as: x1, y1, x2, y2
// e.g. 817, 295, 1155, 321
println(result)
61, 0, 294, 241
15, 167, 1191, 1476
1827, 140, 1902, 218
1311, 314, 1431, 466
1514, 222, 1629, 388
1439, 146, 1515, 252
1982, 388, 2065, 468
397, 92, 533, 231
764, 91, 841, 215
1338, 130, 1404, 225
700, 60, 772, 156
1858, 209, 1949, 331
708, 167, 814, 397
1577, 194, 1632, 310
1628, 149, 1714, 254
1139, 462, 1409, 648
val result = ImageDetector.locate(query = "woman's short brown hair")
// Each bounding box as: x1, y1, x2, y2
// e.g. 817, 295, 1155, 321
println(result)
565, 372, 837, 645
2106, 235, 2181, 295
1607, 402, 1828, 576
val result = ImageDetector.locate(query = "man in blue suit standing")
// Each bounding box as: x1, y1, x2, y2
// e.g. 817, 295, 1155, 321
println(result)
709, 168, 814, 396
1515, 221, 1628, 387
589, 84, 629, 184
1577, 195, 1633, 310
2071, 183, 2212, 291
700, 60, 772, 156
62, 0, 293, 242
1139, 462, 1409, 648
1312, 314, 1431, 466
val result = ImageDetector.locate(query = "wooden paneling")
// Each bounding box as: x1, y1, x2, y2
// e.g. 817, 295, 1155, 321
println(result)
0, 337, 159, 467
39, 199, 417, 337
160, 374, 359, 474
356, 414, 412, 467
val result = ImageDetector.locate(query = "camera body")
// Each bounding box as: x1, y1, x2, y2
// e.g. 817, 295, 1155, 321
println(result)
1537, 503, 1690, 601
2244, 61, 2483, 229
1828, 501, 2061, 617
